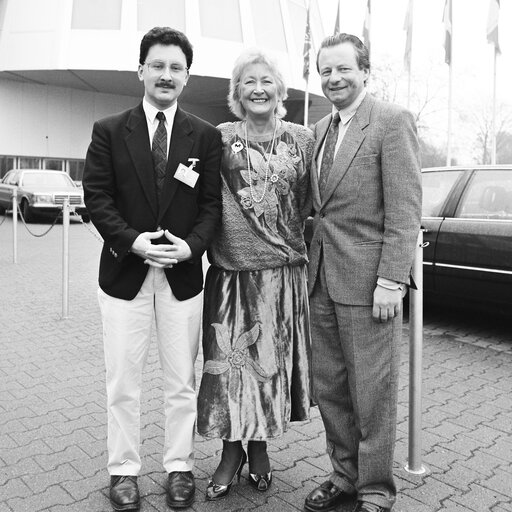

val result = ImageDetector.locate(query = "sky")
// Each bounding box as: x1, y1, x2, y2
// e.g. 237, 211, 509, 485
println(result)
314, 0, 511, 163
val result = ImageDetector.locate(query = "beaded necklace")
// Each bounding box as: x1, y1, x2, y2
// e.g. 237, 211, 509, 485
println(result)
244, 119, 278, 204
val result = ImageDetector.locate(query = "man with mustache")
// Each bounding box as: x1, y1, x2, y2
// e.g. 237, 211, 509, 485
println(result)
83, 27, 222, 511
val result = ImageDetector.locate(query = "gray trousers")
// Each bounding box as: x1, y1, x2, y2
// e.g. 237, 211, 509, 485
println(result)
310, 260, 401, 509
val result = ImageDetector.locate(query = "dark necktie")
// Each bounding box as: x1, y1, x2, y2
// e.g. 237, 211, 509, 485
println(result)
318, 112, 341, 198
152, 111, 167, 195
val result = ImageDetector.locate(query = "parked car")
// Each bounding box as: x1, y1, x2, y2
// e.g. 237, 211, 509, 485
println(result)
422, 165, 512, 313
0, 169, 89, 223
304, 165, 512, 313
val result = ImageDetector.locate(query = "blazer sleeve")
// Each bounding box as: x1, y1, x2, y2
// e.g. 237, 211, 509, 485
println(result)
377, 107, 422, 283
182, 126, 222, 259
83, 119, 140, 260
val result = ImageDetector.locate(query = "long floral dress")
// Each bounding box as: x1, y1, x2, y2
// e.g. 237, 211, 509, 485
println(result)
197, 120, 314, 441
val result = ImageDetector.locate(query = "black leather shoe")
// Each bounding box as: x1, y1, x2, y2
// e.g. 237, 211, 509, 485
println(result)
166, 471, 195, 508
353, 501, 390, 512
304, 480, 356, 511
109, 475, 140, 511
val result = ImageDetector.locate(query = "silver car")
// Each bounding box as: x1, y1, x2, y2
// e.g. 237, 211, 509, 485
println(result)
0, 169, 89, 223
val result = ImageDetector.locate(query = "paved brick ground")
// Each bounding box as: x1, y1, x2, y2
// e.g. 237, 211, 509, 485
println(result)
0, 216, 511, 512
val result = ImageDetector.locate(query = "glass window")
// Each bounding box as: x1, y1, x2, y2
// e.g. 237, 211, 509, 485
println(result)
72, 0, 122, 30
250, 0, 287, 52
0, 156, 16, 179
199, 0, 242, 42
19, 157, 40, 169
138, 0, 185, 32
43, 159, 64, 171
457, 170, 512, 220
21, 171, 75, 188
422, 170, 462, 217
68, 160, 85, 183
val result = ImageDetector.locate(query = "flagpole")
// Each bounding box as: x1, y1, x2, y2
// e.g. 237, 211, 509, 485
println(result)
405, 0, 414, 109
491, 47, 497, 164
302, 0, 311, 128
304, 80, 309, 128
446, 60, 453, 166
444, 0, 453, 166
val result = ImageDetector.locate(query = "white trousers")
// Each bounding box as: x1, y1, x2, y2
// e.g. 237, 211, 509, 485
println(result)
98, 267, 202, 476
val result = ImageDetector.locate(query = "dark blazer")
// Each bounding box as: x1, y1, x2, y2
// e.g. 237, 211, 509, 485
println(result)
308, 93, 422, 305
83, 103, 222, 301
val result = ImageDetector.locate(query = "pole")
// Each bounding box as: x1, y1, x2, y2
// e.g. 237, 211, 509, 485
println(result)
491, 48, 497, 165
62, 198, 70, 319
12, 188, 18, 264
304, 81, 309, 127
446, 61, 453, 166
405, 231, 427, 475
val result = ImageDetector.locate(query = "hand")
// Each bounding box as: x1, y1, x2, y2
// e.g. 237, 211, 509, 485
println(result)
143, 230, 192, 268
130, 230, 165, 259
372, 285, 402, 323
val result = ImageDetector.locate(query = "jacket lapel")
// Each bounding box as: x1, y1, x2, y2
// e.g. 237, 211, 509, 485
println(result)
125, 103, 158, 219
158, 106, 194, 220
321, 94, 373, 207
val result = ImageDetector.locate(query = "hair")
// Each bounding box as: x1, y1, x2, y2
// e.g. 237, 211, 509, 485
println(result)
139, 27, 193, 69
228, 49, 288, 120
316, 33, 370, 83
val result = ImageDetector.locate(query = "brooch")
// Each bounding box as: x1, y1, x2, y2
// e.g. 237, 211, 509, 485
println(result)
231, 140, 243, 153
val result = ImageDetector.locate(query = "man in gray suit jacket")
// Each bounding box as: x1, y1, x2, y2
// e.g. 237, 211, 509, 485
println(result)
304, 34, 422, 512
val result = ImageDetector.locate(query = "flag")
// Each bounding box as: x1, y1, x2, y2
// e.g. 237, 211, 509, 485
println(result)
403, 0, 413, 71
442, 0, 452, 65
334, 1, 340, 35
362, 0, 371, 54
487, 0, 501, 54
303, 4, 311, 80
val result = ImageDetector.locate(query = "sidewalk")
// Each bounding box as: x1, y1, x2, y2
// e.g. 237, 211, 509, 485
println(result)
0, 217, 511, 512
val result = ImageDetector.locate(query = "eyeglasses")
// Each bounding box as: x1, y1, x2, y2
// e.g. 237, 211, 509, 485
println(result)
145, 61, 188, 75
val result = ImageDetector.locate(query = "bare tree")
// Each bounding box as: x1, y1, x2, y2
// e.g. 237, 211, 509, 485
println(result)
471, 102, 512, 164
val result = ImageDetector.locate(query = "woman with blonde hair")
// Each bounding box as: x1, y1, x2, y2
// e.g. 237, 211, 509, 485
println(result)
197, 49, 314, 501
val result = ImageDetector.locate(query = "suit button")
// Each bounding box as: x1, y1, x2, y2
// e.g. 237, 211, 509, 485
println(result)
320, 212, 326, 218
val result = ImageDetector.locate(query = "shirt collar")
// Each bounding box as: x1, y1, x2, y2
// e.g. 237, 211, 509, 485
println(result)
143, 98, 178, 125
332, 89, 367, 125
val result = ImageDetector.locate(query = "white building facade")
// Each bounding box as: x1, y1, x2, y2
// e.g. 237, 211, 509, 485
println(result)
0, 0, 329, 180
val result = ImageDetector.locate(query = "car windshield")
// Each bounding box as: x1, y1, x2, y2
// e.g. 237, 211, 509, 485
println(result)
21, 172, 74, 188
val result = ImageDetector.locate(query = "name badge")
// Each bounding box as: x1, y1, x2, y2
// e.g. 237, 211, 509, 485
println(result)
174, 163, 199, 188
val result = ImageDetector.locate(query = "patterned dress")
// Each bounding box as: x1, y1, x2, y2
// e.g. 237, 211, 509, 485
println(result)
197, 120, 314, 441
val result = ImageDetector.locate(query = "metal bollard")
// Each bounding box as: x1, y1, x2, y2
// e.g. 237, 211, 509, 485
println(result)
405, 230, 427, 475
12, 188, 18, 264
62, 198, 70, 319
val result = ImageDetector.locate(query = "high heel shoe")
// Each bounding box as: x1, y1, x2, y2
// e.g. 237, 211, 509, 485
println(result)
248, 471, 272, 491
206, 450, 247, 501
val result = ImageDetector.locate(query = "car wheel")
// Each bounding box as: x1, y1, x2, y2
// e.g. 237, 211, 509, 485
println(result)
21, 199, 34, 223
0, 204, 5, 215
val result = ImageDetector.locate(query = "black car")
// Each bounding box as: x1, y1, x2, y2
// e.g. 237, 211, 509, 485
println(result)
422, 165, 512, 314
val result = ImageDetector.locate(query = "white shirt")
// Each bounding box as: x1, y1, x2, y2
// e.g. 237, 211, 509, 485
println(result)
317, 89, 367, 175
142, 98, 178, 155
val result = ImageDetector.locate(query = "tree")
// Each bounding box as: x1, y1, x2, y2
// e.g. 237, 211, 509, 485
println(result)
471, 102, 512, 164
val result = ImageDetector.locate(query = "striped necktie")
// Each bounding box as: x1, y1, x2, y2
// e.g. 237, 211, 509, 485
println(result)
318, 112, 340, 198
152, 111, 167, 195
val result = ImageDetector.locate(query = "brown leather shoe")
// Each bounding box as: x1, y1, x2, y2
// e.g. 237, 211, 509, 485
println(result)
304, 480, 356, 511
166, 471, 195, 508
353, 501, 390, 512
109, 475, 140, 511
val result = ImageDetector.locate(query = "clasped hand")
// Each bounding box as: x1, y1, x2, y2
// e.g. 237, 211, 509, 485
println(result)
131, 229, 192, 268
